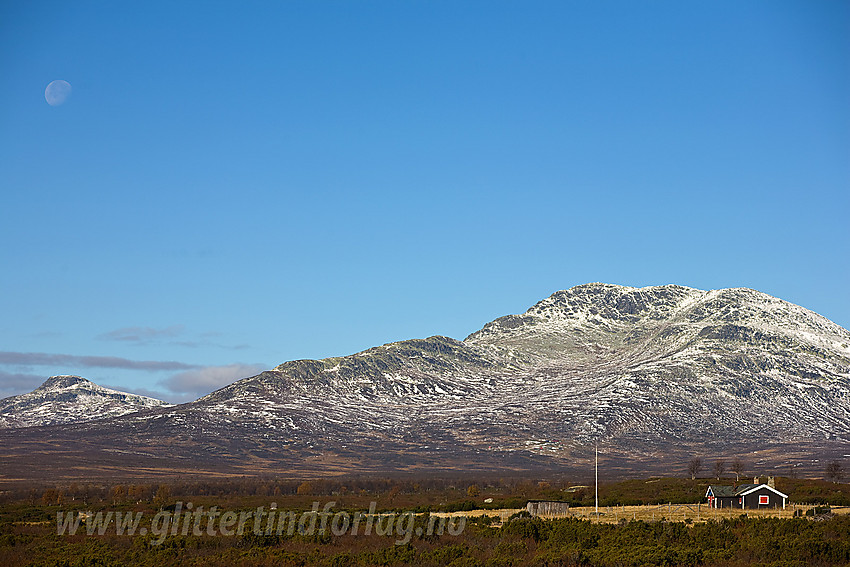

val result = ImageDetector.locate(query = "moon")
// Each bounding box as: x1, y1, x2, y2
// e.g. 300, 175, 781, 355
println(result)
45, 80, 72, 106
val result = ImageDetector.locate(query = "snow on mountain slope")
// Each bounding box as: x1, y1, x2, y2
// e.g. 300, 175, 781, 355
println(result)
106, 283, 849, 465
0, 375, 171, 428
5, 284, 848, 476
462, 284, 850, 448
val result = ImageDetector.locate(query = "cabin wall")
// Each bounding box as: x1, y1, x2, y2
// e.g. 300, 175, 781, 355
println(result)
743, 487, 783, 508
715, 497, 739, 509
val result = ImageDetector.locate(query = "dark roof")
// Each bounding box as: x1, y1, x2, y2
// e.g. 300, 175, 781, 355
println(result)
706, 484, 758, 497
738, 484, 789, 499
706, 484, 788, 499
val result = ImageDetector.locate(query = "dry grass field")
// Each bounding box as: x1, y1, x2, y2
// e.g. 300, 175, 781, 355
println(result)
432, 503, 850, 525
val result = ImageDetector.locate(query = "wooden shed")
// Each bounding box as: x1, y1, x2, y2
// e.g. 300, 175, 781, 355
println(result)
527, 500, 570, 517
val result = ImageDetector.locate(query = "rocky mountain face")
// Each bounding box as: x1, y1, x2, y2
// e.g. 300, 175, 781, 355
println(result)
464, 284, 850, 449
2, 284, 848, 480
0, 375, 171, 428
174, 284, 849, 466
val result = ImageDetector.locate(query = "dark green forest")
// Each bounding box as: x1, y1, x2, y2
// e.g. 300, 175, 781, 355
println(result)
2, 476, 849, 566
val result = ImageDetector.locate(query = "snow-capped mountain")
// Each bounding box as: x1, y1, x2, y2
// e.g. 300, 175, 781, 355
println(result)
2, 284, 848, 478
0, 375, 171, 428
173, 284, 849, 461
464, 284, 850, 444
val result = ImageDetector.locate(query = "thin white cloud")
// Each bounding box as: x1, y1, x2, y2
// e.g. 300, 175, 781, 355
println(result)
0, 351, 196, 371
0, 352, 267, 403
30, 330, 64, 339
160, 364, 267, 399
98, 325, 185, 343
98, 326, 248, 351
171, 340, 249, 350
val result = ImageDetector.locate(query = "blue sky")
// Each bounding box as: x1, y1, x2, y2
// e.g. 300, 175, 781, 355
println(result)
1, 1, 848, 403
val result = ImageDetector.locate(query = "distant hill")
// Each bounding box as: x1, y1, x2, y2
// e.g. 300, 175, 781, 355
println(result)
0, 375, 170, 428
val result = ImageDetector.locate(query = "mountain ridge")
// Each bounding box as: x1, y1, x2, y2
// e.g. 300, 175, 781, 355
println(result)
1, 283, 848, 481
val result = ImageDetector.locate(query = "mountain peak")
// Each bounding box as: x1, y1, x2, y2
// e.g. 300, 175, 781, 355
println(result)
0, 376, 171, 429
531, 283, 700, 314
37, 375, 92, 390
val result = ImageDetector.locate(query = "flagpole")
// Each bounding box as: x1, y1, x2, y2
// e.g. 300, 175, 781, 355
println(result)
595, 443, 599, 520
